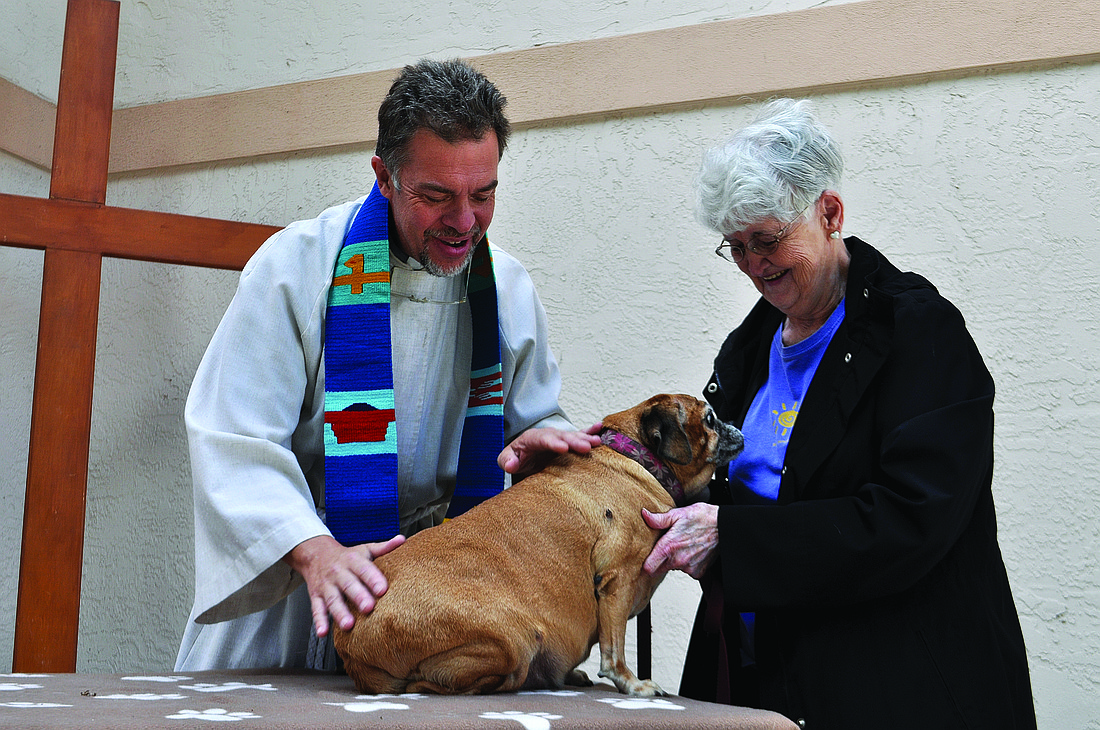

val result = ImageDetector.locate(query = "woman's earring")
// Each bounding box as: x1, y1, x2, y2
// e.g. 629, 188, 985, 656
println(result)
830, 230, 841, 239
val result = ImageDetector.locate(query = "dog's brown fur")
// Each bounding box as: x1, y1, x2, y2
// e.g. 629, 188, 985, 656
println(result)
332, 394, 744, 696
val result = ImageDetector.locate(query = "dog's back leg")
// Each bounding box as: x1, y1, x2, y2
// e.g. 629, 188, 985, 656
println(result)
564, 668, 594, 687
343, 661, 410, 695
406, 635, 537, 695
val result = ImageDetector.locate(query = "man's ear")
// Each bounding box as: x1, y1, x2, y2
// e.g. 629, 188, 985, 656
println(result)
371, 156, 396, 199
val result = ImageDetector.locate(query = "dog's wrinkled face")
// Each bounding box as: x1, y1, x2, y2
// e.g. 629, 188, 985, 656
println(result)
704, 405, 746, 466
613, 394, 744, 499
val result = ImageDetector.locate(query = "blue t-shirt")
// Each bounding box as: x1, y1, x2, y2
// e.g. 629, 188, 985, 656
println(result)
729, 299, 846, 501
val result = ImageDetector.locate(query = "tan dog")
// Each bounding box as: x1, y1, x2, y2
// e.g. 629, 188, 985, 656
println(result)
332, 393, 744, 696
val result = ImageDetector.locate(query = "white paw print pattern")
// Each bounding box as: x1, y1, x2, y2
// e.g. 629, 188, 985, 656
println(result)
95, 693, 188, 701
596, 696, 685, 710
325, 692, 424, 713
0, 682, 43, 691
0, 701, 72, 709
177, 682, 277, 693
327, 699, 410, 713
480, 710, 563, 730
517, 689, 584, 697
122, 675, 193, 683
165, 708, 261, 722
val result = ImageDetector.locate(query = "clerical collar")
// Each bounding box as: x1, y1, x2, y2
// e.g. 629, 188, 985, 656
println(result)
389, 250, 471, 305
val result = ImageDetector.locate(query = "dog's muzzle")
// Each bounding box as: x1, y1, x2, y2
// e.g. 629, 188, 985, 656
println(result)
713, 419, 745, 465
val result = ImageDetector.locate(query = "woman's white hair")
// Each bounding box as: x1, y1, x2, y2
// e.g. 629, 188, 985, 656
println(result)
695, 98, 843, 235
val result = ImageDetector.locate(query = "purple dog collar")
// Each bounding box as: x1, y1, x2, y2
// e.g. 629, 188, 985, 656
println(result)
598, 429, 685, 506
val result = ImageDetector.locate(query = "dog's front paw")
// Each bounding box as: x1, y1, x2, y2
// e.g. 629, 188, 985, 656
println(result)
564, 669, 593, 687
600, 668, 668, 697
623, 678, 667, 697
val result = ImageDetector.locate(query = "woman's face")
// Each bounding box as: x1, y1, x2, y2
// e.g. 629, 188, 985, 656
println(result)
731, 193, 848, 326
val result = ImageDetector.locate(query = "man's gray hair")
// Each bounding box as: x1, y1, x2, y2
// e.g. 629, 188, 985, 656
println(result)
695, 98, 843, 235
376, 58, 511, 184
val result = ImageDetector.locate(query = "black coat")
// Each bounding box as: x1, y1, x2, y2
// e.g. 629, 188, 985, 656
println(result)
681, 238, 1036, 730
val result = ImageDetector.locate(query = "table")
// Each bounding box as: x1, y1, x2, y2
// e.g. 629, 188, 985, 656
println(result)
0, 670, 796, 729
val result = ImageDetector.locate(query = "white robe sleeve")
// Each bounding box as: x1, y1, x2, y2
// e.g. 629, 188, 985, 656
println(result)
185, 199, 363, 625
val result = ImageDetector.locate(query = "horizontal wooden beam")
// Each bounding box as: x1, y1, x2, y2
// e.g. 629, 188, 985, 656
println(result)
101, 0, 1100, 172
110, 74, 392, 175
476, 0, 1100, 124
0, 193, 281, 270
3, 0, 1098, 174
0, 77, 55, 169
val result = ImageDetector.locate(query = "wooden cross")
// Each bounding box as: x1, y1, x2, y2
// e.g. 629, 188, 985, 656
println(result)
0, 0, 280, 672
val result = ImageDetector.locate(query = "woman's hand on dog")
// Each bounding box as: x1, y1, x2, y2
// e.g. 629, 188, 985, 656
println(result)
284, 533, 406, 638
641, 504, 719, 580
497, 424, 603, 479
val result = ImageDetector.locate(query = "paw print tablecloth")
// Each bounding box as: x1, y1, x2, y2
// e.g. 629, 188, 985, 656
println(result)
0, 670, 796, 729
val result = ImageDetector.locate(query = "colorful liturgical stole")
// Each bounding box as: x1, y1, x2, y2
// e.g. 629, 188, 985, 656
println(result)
323, 184, 505, 546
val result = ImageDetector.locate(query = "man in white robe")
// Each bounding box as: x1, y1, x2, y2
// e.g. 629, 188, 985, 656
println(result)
175, 59, 595, 671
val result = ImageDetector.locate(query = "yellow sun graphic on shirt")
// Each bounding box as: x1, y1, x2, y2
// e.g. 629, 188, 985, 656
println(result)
772, 401, 799, 445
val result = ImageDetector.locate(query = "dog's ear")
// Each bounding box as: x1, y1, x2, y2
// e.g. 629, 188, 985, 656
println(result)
641, 400, 694, 465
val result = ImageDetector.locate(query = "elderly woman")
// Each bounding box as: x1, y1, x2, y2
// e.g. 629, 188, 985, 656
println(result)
642, 100, 1036, 729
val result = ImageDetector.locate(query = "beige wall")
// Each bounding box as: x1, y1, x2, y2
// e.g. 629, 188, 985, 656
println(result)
4, 0, 1098, 174
2, 0, 1098, 725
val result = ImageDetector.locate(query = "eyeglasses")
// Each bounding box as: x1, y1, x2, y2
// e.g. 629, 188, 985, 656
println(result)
714, 201, 813, 264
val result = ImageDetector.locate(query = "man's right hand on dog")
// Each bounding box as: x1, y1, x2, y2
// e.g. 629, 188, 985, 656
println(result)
497, 424, 603, 479
284, 534, 406, 638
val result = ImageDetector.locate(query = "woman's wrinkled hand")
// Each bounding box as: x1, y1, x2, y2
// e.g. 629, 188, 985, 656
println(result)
642, 503, 720, 580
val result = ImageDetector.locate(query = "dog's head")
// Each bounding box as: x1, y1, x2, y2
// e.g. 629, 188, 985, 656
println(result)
601, 393, 744, 501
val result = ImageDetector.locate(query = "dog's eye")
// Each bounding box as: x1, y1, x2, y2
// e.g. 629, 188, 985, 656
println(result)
704, 411, 716, 428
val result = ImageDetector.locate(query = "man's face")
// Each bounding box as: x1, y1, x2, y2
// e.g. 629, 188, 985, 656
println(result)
372, 128, 499, 277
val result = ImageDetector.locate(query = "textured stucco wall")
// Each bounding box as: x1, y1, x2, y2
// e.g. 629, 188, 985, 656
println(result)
1, 1, 1098, 726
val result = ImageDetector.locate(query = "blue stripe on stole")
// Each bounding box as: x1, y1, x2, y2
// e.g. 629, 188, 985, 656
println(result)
450, 416, 506, 507
344, 198, 388, 245
446, 245, 505, 521
325, 454, 399, 542
324, 185, 398, 547
466, 252, 500, 368
324, 302, 392, 392
325, 191, 506, 539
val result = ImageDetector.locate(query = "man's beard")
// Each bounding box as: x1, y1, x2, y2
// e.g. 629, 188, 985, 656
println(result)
419, 228, 484, 278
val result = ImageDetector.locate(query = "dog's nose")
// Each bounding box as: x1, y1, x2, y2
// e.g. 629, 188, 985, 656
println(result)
718, 422, 745, 462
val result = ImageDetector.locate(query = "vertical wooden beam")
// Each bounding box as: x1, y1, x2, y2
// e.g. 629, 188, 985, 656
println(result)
13, 0, 120, 673
14, 250, 104, 673
49, 0, 119, 205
